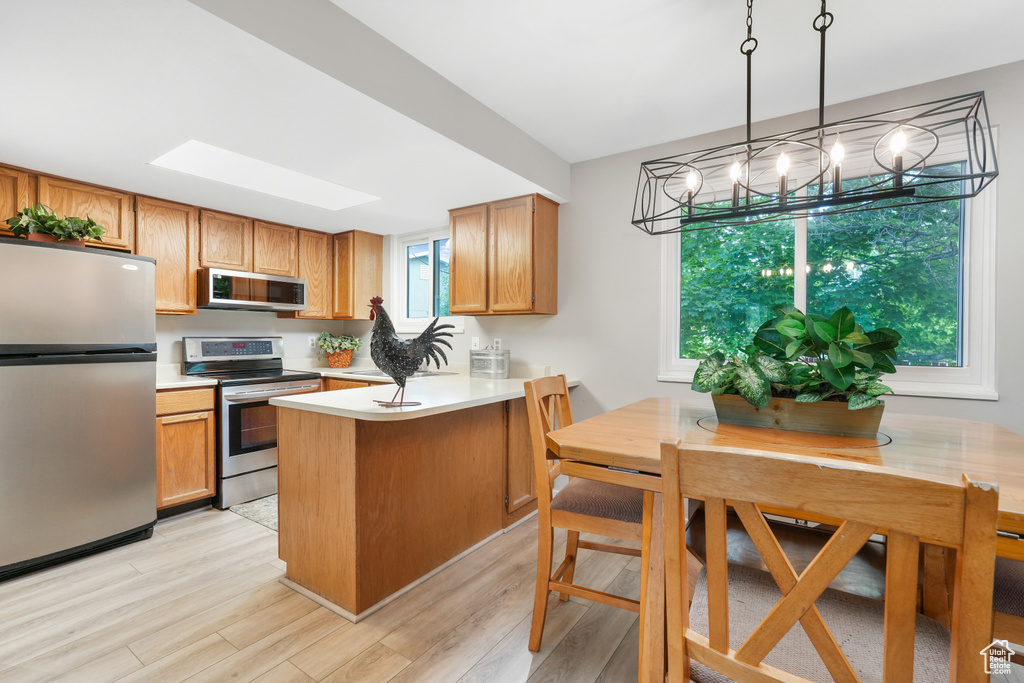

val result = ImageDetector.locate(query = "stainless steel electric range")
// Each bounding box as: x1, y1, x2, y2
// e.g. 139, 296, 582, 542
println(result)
182, 337, 321, 508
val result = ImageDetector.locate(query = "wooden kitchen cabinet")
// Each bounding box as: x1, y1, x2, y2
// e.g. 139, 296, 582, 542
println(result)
38, 176, 134, 251
448, 203, 489, 313
448, 193, 558, 315
156, 388, 216, 510
504, 397, 538, 525
135, 196, 200, 315
324, 378, 372, 391
0, 165, 34, 238
279, 229, 332, 320
253, 220, 298, 277
200, 210, 253, 272
333, 230, 382, 319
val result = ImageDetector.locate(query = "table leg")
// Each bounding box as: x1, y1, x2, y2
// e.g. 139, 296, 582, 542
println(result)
638, 491, 665, 683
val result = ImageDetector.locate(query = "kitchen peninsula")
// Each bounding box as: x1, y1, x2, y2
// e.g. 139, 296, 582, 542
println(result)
270, 374, 575, 620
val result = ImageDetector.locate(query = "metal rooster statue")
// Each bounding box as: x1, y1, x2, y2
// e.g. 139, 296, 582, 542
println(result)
368, 296, 454, 407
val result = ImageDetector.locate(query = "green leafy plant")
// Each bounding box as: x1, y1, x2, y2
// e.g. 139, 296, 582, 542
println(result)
315, 331, 363, 359
6, 204, 106, 242
692, 305, 901, 410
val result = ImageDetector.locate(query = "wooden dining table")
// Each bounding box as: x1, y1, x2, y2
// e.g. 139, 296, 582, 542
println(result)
545, 397, 1024, 683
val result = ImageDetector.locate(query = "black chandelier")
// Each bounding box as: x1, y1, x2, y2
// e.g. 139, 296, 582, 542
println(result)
631, 0, 998, 235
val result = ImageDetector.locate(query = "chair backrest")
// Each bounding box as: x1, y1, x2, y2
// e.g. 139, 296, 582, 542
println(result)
661, 440, 999, 683
523, 375, 574, 509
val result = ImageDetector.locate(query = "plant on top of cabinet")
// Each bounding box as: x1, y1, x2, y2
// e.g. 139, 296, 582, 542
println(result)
316, 331, 363, 368
7, 204, 105, 246
37, 176, 133, 251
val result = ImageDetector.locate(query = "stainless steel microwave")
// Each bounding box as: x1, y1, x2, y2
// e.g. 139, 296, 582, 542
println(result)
197, 268, 307, 312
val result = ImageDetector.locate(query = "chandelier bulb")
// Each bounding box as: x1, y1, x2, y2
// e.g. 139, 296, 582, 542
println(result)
830, 139, 845, 167
729, 161, 742, 183
686, 169, 698, 191
776, 153, 790, 176
890, 128, 907, 156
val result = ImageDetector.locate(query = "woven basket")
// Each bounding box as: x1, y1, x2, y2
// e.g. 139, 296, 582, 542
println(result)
327, 350, 354, 368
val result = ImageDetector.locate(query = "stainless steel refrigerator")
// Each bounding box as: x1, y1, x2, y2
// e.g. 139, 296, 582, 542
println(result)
0, 239, 158, 581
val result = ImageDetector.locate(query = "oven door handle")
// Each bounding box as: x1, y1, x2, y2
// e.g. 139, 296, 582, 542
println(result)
223, 384, 321, 401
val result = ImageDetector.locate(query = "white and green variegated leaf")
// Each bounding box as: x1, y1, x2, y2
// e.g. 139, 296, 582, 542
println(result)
865, 382, 893, 397
847, 393, 880, 410
753, 354, 788, 383
734, 364, 771, 409
692, 352, 728, 392
795, 393, 824, 403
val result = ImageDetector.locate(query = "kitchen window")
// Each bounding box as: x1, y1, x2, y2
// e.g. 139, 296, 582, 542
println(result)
391, 227, 463, 334
660, 160, 997, 400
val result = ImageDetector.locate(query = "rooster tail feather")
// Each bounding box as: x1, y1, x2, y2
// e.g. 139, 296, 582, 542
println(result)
433, 345, 449, 364
433, 338, 453, 350
426, 349, 441, 368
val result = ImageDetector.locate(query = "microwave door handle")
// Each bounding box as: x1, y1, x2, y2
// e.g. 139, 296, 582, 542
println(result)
224, 384, 320, 401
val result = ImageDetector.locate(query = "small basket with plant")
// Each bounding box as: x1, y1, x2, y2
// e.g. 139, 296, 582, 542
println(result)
7, 204, 106, 246
316, 331, 363, 368
691, 305, 902, 438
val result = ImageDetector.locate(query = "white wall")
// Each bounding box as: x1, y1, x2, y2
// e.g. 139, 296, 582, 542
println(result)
377, 59, 1024, 431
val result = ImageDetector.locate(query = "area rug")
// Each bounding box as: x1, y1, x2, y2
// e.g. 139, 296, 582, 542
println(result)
229, 494, 278, 531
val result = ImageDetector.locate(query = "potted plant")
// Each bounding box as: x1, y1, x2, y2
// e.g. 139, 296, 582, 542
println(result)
6, 204, 106, 246
691, 305, 902, 438
316, 331, 363, 368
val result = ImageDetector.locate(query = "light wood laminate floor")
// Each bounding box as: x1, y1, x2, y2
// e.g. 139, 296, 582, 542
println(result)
0, 508, 642, 682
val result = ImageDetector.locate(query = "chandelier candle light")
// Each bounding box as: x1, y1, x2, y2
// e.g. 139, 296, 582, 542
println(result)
631, 0, 998, 235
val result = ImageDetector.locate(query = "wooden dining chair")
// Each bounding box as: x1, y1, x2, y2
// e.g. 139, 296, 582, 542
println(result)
524, 375, 645, 652
662, 440, 999, 683
993, 557, 1024, 656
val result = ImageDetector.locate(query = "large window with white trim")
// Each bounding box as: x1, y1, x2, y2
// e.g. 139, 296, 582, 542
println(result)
661, 164, 997, 400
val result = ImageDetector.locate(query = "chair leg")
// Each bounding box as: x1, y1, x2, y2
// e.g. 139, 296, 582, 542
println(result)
529, 525, 555, 652
560, 531, 580, 601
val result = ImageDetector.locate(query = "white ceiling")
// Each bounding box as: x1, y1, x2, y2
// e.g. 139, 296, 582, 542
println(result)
332, 0, 1024, 163
2, 0, 1023, 235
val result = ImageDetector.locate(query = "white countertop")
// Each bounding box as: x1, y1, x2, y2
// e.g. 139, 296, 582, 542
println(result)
271, 374, 579, 421
156, 365, 217, 390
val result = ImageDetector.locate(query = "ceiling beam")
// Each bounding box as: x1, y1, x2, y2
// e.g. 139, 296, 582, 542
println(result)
188, 0, 570, 202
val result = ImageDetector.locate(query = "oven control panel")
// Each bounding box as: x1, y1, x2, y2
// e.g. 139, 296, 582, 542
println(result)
201, 340, 273, 357
182, 337, 284, 363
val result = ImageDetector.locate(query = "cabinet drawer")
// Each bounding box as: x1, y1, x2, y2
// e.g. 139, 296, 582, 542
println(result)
157, 388, 215, 416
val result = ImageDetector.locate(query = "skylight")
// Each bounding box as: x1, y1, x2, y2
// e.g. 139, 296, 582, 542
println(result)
149, 140, 379, 211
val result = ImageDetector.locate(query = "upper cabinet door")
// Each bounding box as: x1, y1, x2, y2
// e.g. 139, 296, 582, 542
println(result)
280, 229, 332, 319
333, 230, 382, 319
448, 204, 489, 314
253, 221, 298, 277
38, 176, 134, 251
488, 196, 534, 313
200, 210, 253, 272
135, 196, 199, 315
0, 166, 34, 238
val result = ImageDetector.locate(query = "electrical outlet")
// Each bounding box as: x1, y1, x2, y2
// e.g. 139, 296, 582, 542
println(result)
471, 336, 480, 350
308, 336, 317, 350
493, 337, 502, 350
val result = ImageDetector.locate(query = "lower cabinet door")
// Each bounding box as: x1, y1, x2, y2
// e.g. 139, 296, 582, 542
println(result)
505, 398, 537, 524
156, 410, 216, 509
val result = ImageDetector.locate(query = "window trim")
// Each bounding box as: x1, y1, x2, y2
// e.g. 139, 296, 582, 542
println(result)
390, 227, 464, 335
659, 139, 998, 401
